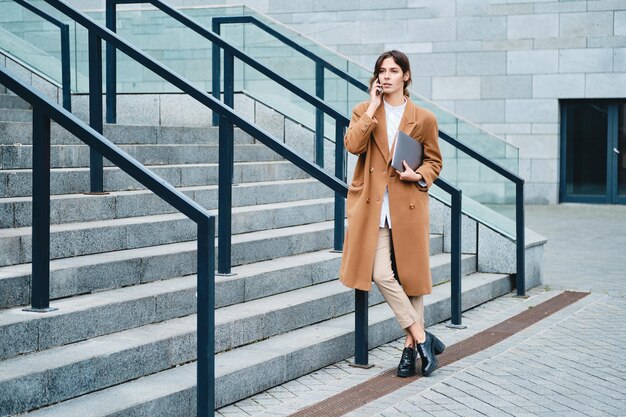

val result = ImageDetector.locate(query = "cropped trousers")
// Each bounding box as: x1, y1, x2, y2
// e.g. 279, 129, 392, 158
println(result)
372, 227, 425, 343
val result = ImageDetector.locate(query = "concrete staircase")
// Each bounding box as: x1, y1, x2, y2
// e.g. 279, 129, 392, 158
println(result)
0, 89, 528, 416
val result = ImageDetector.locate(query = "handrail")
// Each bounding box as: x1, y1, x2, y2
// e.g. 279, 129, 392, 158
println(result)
0, 64, 216, 416
212, 16, 365, 91
10, 0, 72, 111
214, 14, 526, 297
36, 1, 349, 414
106, 0, 472, 362
104, 0, 350, 269
9, 3, 492, 414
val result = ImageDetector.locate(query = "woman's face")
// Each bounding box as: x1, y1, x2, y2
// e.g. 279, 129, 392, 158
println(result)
378, 57, 409, 96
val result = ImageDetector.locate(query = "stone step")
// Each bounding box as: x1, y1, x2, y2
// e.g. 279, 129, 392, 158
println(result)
0, 178, 333, 229
11, 272, 512, 416
0, 108, 31, 122
0, 220, 391, 310
0, 234, 448, 360
0, 143, 281, 169
0, 122, 254, 146
0, 278, 377, 416
0, 198, 335, 267
0, 160, 309, 198
0, 94, 31, 110
0, 257, 478, 412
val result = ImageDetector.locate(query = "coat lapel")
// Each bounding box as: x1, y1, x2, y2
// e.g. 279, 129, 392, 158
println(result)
372, 104, 389, 160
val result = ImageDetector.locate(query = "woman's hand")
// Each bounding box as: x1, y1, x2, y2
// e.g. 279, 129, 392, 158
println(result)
366, 78, 383, 118
396, 160, 423, 182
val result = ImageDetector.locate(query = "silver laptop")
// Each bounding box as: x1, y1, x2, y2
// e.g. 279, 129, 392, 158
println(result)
391, 130, 423, 172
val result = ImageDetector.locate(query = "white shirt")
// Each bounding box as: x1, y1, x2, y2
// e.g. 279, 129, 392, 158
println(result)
379, 98, 406, 229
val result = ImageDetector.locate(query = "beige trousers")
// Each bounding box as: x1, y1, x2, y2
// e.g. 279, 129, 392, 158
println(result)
372, 227, 425, 342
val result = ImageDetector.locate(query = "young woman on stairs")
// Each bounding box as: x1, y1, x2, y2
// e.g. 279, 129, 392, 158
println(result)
339, 50, 445, 377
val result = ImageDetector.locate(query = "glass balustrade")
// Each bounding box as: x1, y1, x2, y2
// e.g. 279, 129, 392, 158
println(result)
0, 1, 521, 227
0, 0, 69, 87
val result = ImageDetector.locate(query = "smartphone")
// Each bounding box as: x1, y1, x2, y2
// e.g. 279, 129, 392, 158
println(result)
376, 77, 383, 96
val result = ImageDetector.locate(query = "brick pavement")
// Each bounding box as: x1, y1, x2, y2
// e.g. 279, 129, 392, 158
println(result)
217, 290, 626, 416
347, 293, 626, 417
217, 199, 626, 417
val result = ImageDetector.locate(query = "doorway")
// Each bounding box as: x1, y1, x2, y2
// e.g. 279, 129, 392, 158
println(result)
560, 100, 626, 204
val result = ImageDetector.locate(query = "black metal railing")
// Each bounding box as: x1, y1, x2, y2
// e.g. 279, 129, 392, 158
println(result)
0, 65, 216, 416
212, 14, 526, 297
10, 0, 72, 111
212, 15, 366, 154
104, 0, 348, 271
36, 0, 349, 414
5, 1, 518, 413
104, 0, 470, 363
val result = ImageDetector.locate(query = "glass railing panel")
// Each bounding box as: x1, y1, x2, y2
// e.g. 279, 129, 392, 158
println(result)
0, 0, 66, 85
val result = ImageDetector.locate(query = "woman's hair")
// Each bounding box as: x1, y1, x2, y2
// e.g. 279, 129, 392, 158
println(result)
369, 50, 412, 97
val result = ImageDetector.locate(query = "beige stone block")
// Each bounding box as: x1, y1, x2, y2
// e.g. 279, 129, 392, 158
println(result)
586, 73, 626, 97
532, 74, 585, 98
432, 76, 481, 100
507, 14, 559, 39
560, 11, 614, 37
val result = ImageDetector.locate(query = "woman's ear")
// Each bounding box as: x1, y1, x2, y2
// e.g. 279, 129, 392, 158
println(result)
403, 72, 410, 82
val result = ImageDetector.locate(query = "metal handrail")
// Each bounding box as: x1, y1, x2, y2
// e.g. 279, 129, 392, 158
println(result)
104, 0, 349, 271
10, 0, 72, 111
214, 14, 526, 296
8, 3, 498, 415
0, 64, 216, 416
37, 1, 348, 414
106, 0, 468, 364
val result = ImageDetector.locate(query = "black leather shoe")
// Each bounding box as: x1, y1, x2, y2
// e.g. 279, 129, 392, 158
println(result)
396, 346, 417, 377
415, 331, 445, 377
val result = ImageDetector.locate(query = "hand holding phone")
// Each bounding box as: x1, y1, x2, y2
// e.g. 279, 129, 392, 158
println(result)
375, 79, 383, 96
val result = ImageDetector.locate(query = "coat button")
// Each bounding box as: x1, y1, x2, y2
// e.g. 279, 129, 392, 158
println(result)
409, 204, 415, 209
361, 128, 366, 132
369, 167, 374, 173
366, 198, 370, 203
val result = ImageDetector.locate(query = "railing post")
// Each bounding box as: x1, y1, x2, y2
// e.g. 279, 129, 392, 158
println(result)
218, 50, 235, 275
449, 189, 463, 327
88, 31, 104, 193
315, 62, 324, 167
351, 289, 371, 368
24, 108, 57, 313
105, 0, 117, 124
333, 120, 346, 252
516, 181, 525, 296
211, 18, 221, 126
60, 24, 71, 112
197, 218, 216, 417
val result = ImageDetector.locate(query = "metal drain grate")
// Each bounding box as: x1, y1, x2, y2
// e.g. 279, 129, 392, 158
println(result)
289, 291, 589, 417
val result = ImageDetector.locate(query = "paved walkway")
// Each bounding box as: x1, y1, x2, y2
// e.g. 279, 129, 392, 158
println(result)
217, 204, 626, 417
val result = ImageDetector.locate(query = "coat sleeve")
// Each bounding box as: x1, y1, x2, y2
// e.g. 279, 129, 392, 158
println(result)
344, 103, 377, 155
415, 113, 442, 191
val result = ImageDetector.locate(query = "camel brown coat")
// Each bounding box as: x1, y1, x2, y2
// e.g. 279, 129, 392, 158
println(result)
339, 98, 442, 296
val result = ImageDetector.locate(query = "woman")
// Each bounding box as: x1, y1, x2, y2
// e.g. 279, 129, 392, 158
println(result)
339, 50, 445, 377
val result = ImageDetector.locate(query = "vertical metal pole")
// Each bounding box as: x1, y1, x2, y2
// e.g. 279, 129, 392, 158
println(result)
88, 31, 104, 193
450, 190, 462, 326
105, 0, 117, 124
60, 24, 71, 112
197, 218, 216, 417
352, 289, 370, 367
333, 121, 345, 252
218, 50, 234, 275
24, 109, 56, 313
211, 19, 221, 126
315, 62, 324, 167
516, 181, 525, 296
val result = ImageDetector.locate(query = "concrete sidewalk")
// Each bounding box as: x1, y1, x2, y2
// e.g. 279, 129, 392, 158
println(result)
217, 203, 626, 417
